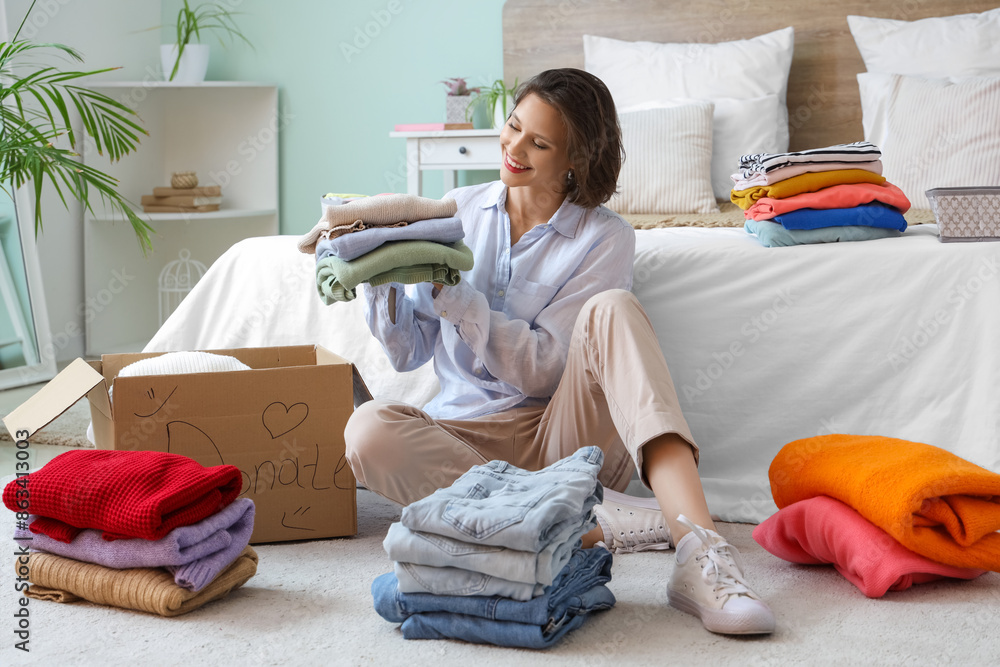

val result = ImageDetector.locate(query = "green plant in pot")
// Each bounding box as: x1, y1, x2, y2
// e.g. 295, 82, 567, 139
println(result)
1, 1, 153, 252
467, 78, 519, 128
163, 0, 252, 83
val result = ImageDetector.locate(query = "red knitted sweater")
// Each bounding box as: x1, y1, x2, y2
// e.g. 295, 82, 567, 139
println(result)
3, 450, 241, 542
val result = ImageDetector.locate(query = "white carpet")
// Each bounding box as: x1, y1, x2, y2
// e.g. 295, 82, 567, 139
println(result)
1, 471, 999, 665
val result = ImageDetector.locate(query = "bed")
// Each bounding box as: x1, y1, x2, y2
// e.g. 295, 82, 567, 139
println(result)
146, 0, 1000, 523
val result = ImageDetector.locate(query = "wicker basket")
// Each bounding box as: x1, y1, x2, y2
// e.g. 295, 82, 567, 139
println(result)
926, 186, 1000, 243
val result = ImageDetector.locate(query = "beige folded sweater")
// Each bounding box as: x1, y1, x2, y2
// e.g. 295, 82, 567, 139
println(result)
22, 546, 258, 617
298, 194, 458, 254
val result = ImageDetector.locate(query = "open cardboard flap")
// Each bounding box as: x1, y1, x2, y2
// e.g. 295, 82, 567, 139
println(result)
2, 358, 110, 441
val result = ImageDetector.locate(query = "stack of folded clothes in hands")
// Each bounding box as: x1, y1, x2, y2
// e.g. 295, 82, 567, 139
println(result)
372, 446, 616, 649
755, 434, 998, 598
4, 450, 258, 616
731, 141, 912, 248
297, 193, 474, 303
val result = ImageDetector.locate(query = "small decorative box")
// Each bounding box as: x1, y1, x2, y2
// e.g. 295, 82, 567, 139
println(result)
926, 186, 1000, 243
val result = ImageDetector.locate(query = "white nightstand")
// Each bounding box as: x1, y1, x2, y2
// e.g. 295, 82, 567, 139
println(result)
389, 129, 502, 195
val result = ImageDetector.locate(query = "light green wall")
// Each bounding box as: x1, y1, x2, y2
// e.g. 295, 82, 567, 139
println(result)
162, 0, 507, 235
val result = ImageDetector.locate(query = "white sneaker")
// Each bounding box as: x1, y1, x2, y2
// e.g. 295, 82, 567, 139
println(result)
667, 515, 775, 635
594, 488, 672, 553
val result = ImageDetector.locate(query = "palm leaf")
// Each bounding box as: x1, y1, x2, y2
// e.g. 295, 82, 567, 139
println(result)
0, 0, 153, 252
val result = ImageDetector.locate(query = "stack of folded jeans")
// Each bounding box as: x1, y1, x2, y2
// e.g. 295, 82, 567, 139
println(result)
372, 446, 616, 648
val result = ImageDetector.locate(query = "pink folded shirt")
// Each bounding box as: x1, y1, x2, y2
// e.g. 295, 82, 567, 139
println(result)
745, 182, 911, 221
753, 496, 985, 598
731, 160, 884, 189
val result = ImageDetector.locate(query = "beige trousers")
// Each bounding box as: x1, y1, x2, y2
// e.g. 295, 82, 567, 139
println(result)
344, 289, 698, 506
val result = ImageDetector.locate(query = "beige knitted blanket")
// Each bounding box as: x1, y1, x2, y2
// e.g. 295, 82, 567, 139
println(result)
622, 201, 936, 229
23, 546, 258, 617
298, 194, 458, 254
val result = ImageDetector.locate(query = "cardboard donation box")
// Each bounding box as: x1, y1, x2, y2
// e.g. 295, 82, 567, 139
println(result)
3, 345, 363, 544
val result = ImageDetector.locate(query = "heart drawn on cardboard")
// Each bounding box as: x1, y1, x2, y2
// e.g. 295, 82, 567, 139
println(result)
262, 401, 309, 439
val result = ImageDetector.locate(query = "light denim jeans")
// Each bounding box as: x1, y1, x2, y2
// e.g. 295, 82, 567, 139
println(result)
399, 446, 604, 553
394, 561, 545, 601
383, 509, 595, 586
373, 546, 616, 649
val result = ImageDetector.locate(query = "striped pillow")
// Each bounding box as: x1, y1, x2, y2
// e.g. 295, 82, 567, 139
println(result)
860, 73, 1000, 209
607, 103, 718, 215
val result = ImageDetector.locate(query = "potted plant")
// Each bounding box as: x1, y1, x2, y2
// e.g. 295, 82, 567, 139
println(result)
163, 0, 252, 83
468, 78, 519, 128
1, 1, 153, 252
441, 77, 479, 124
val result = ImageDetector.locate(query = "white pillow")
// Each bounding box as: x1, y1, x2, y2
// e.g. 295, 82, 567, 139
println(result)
584, 28, 794, 153
607, 103, 717, 215
623, 95, 782, 200
848, 9, 1000, 78
858, 73, 1000, 209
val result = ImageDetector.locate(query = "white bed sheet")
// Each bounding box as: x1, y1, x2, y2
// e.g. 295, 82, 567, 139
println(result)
147, 227, 1000, 522
145, 236, 441, 409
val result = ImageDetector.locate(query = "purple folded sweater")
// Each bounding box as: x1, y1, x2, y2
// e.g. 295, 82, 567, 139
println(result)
15, 498, 255, 593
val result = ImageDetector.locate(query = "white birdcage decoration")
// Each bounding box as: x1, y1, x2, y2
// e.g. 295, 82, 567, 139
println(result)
158, 249, 207, 325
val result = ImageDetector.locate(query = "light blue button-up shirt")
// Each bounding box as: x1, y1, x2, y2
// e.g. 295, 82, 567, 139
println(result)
363, 180, 635, 419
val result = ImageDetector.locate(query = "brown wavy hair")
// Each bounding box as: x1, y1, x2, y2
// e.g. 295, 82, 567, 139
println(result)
512, 68, 623, 209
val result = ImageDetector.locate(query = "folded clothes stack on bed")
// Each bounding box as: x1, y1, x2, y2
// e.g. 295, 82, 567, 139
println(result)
754, 434, 1000, 597
4, 450, 258, 616
297, 193, 474, 303
731, 142, 912, 247
371, 447, 616, 649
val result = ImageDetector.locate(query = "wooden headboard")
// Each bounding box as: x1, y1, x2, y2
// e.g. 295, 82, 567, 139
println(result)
503, 0, 997, 151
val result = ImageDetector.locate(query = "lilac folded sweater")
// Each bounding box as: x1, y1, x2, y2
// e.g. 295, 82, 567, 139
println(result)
14, 498, 255, 593
315, 216, 465, 262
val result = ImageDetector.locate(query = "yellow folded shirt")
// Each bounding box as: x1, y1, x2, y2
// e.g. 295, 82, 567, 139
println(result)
731, 169, 887, 209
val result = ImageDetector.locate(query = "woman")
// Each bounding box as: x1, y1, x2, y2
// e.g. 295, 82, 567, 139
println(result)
345, 68, 774, 635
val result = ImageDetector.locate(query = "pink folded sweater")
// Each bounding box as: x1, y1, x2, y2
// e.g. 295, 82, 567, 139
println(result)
745, 182, 911, 221
753, 496, 985, 598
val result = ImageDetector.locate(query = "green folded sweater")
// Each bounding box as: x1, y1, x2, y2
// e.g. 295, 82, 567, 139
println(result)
316, 239, 474, 304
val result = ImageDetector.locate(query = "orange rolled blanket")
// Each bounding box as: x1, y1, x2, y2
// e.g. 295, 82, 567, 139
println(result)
769, 434, 1000, 572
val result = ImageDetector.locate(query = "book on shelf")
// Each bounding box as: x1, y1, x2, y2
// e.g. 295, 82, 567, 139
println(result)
151, 185, 222, 198
140, 195, 223, 207
393, 122, 474, 132
142, 204, 221, 214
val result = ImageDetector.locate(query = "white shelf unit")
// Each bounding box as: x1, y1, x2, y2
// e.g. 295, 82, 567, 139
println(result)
82, 82, 279, 356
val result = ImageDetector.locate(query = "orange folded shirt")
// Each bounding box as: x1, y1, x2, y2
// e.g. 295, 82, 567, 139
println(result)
731, 169, 887, 209
745, 182, 911, 220
769, 434, 1000, 573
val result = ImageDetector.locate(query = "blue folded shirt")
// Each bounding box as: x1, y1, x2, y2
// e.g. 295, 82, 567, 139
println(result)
744, 218, 902, 247
771, 203, 907, 231
315, 216, 465, 262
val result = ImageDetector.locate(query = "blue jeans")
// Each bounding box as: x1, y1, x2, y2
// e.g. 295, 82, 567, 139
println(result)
373, 546, 616, 649
400, 446, 605, 553
384, 510, 595, 587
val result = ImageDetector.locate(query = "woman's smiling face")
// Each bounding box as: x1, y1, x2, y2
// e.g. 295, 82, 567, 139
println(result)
499, 92, 573, 192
